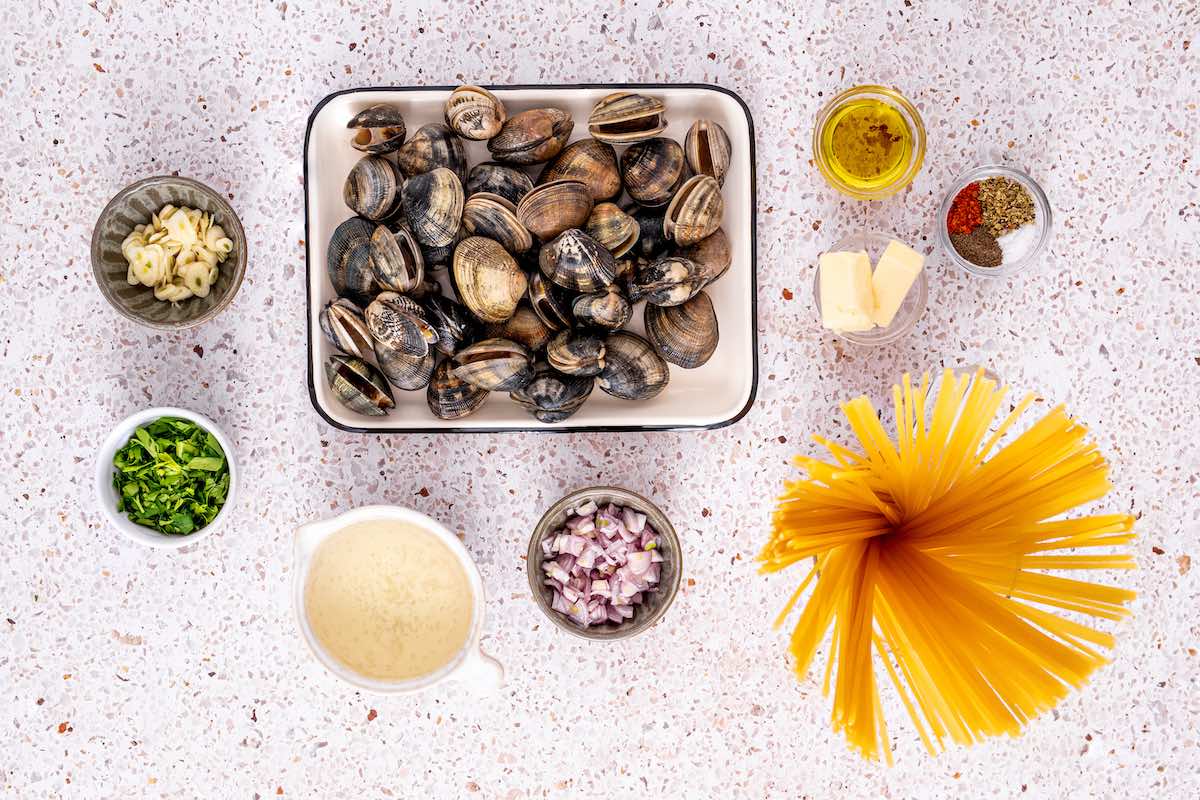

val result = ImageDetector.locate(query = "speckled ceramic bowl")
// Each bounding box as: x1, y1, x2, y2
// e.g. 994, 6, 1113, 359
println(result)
527, 486, 682, 641
90, 175, 247, 329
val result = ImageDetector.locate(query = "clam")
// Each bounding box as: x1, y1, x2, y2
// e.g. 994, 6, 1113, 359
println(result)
516, 179, 593, 241
444, 85, 506, 141
452, 236, 528, 323
422, 293, 478, 356
546, 330, 606, 377
488, 108, 574, 165
369, 220, 424, 292
402, 167, 464, 248
597, 332, 669, 401
461, 193, 533, 254
488, 303, 553, 351
374, 341, 436, 390
347, 104, 407, 154
587, 92, 667, 144
527, 270, 573, 332
538, 138, 622, 201
645, 291, 718, 369
419, 232, 462, 272
427, 359, 489, 420
319, 298, 373, 359
325, 354, 395, 416
466, 162, 534, 205
365, 292, 439, 358
539, 229, 616, 293
627, 204, 670, 260
684, 119, 732, 186
396, 123, 468, 183
664, 175, 723, 246
572, 285, 632, 331
677, 227, 732, 287
326, 217, 377, 299
453, 338, 534, 392
343, 156, 403, 221
584, 202, 639, 257
510, 361, 594, 423
630, 255, 704, 307
620, 137, 687, 207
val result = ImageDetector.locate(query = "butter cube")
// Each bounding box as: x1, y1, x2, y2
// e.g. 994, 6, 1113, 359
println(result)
870, 240, 924, 327
819, 250, 874, 332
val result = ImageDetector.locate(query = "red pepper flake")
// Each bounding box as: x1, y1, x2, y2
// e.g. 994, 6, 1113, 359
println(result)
367, 708, 377, 721
276, 788, 284, 796
782, 288, 794, 300
57, 722, 70, 733
946, 182, 982, 234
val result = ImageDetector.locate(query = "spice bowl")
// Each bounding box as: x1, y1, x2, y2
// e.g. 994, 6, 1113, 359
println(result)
812, 229, 929, 346
938, 165, 1052, 279
91, 175, 248, 329
94, 406, 239, 549
812, 84, 926, 200
527, 486, 682, 641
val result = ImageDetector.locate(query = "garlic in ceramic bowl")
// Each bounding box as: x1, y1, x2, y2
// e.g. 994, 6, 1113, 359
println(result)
122, 203, 234, 302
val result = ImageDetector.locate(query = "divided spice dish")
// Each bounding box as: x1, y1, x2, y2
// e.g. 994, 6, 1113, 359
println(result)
304, 84, 758, 433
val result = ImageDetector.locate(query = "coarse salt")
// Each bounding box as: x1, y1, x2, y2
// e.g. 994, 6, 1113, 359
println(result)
997, 223, 1039, 265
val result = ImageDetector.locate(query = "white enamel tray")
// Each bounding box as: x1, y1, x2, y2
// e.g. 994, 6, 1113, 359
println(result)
305, 84, 757, 432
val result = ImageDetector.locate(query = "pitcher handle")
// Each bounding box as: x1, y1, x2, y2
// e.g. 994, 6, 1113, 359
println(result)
454, 646, 505, 692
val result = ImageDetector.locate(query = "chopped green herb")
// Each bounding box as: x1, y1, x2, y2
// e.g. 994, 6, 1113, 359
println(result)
112, 416, 230, 536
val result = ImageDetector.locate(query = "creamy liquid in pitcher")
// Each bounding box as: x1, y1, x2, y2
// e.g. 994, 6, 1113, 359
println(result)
303, 519, 473, 682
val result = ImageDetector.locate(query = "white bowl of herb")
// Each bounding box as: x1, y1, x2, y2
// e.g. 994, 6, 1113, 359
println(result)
95, 408, 237, 548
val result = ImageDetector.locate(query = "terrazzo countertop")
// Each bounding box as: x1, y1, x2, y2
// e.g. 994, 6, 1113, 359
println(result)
2, 1, 1197, 798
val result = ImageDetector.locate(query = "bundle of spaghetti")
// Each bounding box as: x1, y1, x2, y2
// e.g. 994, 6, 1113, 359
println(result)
759, 369, 1135, 763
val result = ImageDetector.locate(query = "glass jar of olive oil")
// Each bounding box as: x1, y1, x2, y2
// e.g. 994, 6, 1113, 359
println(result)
813, 85, 926, 200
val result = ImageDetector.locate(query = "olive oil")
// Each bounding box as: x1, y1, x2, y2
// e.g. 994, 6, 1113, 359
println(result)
820, 99, 913, 192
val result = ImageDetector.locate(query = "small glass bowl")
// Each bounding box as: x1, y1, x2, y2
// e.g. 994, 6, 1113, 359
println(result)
812, 85, 926, 200
937, 165, 1053, 279
812, 230, 929, 346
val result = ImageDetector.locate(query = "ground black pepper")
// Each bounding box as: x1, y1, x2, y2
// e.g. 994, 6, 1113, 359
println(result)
950, 228, 1003, 268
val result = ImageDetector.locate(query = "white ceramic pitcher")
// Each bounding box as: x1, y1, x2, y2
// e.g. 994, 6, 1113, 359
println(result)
293, 504, 504, 694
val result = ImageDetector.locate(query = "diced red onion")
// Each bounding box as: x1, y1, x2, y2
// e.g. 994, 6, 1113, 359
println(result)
626, 550, 652, 575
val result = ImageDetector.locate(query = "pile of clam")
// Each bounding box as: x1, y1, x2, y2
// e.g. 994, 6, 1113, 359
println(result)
321, 87, 733, 423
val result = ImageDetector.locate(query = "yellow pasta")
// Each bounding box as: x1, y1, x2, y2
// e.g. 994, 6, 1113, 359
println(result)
759, 369, 1135, 762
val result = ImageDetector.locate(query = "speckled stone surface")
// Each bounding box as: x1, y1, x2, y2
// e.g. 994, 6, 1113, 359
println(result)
1, 2, 1197, 798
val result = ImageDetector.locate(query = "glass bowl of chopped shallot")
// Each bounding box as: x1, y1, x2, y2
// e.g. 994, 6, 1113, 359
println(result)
938, 165, 1053, 279
527, 486, 682, 641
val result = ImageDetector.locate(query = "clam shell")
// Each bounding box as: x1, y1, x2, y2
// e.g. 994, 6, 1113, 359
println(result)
684, 120, 732, 187
452, 236, 528, 323
453, 338, 534, 392
546, 330, 606, 377
326, 217, 377, 299
489, 304, 553, 351
319, 298, 373, 359
488, 108, 574, 165
402, 167, 464, 248
664, 175, 723, 246
444, 85, 507, 141
374, 340, 436, 390
527, 270, 573, 332
466, 162, 534, 205
396, 123, 468, 183
325, 354, 395, 416
365, 292, 439, 358
343, 156, 403, 221
584, 202, 639, 257
516, 179, 593, 241
347, 104, 407, 154
538, 138, 622, 201
627, 204, 670, 260
369, 220, 425, 293
620, 137, 687, 207
631, 255, 704, 307
462, 193, 533, 254
645, 290, 718, 369
510, 361, 593, 423
539, 229, 617, 294
427, 359, 489, 420
676, 227, 732, 287
587, 92, 667, 144
597, 332, 670, 401
422, 293, 478, 357
572, 285, 632, 330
